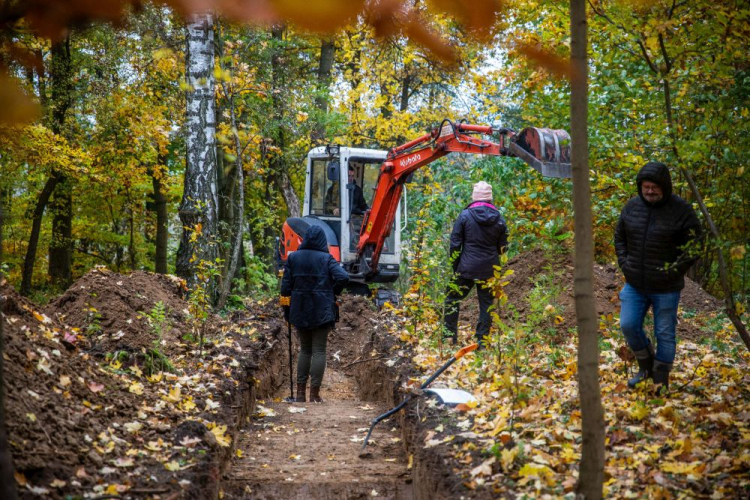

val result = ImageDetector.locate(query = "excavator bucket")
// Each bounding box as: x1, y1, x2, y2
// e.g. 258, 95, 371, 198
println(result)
509, 127, 571, 179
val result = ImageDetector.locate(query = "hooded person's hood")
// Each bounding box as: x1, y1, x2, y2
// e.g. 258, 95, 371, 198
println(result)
467, 203, 502, 226
299, 225, 329, 252
636, 162, 673, 207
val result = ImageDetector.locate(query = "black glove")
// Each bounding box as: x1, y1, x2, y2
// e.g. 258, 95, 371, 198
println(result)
334, 300, 340, 323
283, 306, 290, 323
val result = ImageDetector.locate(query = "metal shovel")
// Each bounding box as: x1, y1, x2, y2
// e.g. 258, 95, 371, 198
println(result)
360, 343, 478, 452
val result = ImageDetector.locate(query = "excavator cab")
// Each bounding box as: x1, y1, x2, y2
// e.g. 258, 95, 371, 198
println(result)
279, 145, 403, 284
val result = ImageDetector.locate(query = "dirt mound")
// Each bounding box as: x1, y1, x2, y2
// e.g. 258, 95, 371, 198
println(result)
679, 277, 722, 312
2, 283, 142, 492
331, 295, 381, 365
3, 273, 290, 499
501, 248, 620, 326
45, 268, 191, 357
458, 248, 721, 342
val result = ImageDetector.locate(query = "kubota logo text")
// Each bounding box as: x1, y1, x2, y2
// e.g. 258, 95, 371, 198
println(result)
399, 154, 422, 168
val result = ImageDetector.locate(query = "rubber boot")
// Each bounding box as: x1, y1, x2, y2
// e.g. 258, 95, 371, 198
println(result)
309, 386, 323, 403
627, 344, 654, 389
295, 383, 306, 403
652, 360, 672, 396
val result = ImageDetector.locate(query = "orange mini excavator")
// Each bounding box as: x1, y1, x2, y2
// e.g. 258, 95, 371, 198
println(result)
278, 118, 571, 294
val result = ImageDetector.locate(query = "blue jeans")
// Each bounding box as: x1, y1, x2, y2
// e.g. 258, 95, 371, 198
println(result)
619, 283, 681, 364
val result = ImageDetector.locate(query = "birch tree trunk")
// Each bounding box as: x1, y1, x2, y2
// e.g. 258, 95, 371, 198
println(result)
571, 1, 605, 498
0, 200, 19, 499
176, 12, 218, 290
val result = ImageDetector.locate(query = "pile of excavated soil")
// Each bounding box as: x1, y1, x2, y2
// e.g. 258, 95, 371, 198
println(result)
329, 295, 383, 369
2, 283, 140, 490
45, 268, 191, 357
2, 272, 280, 499
457, 248, 721, 342
44, 268, 190, 354
1, 282, 166, 495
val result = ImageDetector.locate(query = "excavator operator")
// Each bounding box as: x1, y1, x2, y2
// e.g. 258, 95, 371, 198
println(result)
325, 165, 368, 217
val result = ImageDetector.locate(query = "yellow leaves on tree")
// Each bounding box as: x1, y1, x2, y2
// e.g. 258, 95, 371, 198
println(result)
0, 124, 91, 178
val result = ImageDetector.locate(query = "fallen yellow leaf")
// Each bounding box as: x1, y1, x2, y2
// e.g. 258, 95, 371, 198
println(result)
209, 423, 232, 447
164, 461, 181, 471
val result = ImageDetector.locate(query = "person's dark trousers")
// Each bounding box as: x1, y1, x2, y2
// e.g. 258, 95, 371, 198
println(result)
296, 324, 331, 387
444, 276, 494, 346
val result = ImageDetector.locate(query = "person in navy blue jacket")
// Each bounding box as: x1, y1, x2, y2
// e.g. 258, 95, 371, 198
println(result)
444, 181, 508, 348
280, 225, 349, 402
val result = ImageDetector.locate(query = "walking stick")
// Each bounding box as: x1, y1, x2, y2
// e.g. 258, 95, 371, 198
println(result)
280, 296, 295, 403
360, 343, 478, 451
284, 320, 295, 402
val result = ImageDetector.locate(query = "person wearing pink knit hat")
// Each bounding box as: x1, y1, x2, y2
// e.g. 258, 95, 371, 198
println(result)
472, 181, 493, 202
444, 181, 508, 348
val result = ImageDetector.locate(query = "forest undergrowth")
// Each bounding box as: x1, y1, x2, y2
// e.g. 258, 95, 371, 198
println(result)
388, 250, 750, 499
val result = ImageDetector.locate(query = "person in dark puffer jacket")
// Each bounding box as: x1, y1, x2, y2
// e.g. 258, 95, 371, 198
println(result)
443, 181, 508, 348
615, 162, 701, 395
280, 225, 349, 403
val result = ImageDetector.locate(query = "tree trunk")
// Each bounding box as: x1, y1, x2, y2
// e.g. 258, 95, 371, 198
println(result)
270, 26, 301, 218
47, 37, 75, 290
151, 167, 168, 274
214, 25, 237, 269
128, 193, 136, 270
571, 1, 605, 498
215, 86, 245, 311
176, 11, 219, 290
660, 69, 750, 351
20, 174, 60, 296
112, 217, 125, 272
0, 199, 19, 500
256, 182, 278, 272
277, 171, 300, 218
399, 73, 412, 112
48, 177, 73, 288
311, 37, 335, 143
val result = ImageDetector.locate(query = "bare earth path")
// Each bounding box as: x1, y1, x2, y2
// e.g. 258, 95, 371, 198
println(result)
223, 366, 413, 499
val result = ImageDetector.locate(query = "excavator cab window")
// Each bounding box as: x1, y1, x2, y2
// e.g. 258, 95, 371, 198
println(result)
347, 158, 396, 255
309, 159, 340, 216
361, 162, 379, 207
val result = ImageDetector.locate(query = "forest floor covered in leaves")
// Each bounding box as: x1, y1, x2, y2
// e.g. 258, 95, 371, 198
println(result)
2, 249, 749, 499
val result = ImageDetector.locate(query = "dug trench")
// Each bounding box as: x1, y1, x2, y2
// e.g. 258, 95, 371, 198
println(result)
3, 268, 474, 499
220, 296, 468, 500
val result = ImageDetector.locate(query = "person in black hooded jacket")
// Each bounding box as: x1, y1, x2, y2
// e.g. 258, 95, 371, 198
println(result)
615, 162, 701, 394
443, 181, 508, 348
280, 225, 349, 402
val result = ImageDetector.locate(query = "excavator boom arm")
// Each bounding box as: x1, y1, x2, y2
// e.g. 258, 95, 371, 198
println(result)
354, 120, 570, 279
